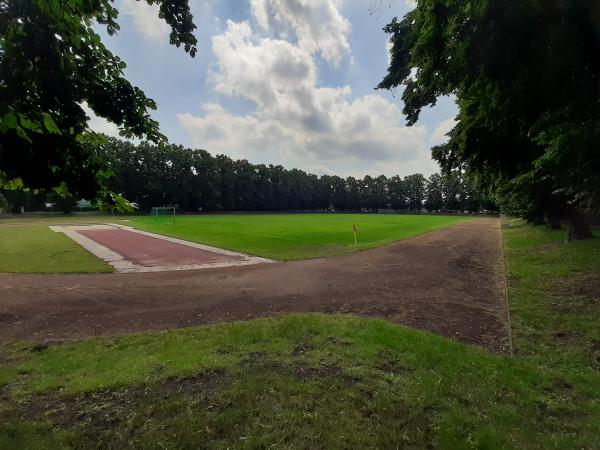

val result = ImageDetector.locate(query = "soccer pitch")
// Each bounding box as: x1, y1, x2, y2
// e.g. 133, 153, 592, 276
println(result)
130, 213, 473, 260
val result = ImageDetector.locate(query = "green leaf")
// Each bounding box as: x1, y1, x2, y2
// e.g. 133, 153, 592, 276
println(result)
42, 112, 62, 134
1, 112, 18, 130
15, 126, 33, 143
18, 115, 42, 133
0, 177, 25, 190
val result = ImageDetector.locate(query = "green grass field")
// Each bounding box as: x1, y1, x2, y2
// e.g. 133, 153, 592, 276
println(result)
503, 219, 600, 388
0, 315, 562, 449
0, 225, 112, 273
130, 213, 471, 260
0, 221, 598, 448
0, 214, 471, 272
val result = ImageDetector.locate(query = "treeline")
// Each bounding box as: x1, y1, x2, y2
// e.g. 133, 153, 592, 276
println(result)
0, 138, 497, 214
97, 139, 495, 213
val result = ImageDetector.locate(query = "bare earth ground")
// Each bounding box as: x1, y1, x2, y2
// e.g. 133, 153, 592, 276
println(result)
0, 219, 509, 352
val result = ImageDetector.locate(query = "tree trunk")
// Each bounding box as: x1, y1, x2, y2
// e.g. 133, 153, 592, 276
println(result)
565, 208, 593, 241
546, 210, 562, 230
526, 212, 545, 226
546, 216, 562, 229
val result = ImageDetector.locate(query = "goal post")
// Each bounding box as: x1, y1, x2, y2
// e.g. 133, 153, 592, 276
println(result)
150, 206, 176, 224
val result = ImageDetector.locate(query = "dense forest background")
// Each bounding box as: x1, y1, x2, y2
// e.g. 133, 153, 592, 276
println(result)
1, 138, 497, 214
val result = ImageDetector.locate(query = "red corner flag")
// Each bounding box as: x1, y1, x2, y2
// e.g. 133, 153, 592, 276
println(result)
353, 224, 357, 247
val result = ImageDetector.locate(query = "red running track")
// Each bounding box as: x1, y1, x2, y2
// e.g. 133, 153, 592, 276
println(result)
77, 228, 242, 267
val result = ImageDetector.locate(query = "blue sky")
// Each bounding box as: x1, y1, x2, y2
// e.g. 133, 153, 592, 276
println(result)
90, 0, 457, 177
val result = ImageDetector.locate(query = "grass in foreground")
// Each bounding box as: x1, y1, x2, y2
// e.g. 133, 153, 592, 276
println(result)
0, 220, 598, 448
502, 220, 600, 438
130, 213, 471, 260
0, 314, 581, 449
0, 225, 112, 273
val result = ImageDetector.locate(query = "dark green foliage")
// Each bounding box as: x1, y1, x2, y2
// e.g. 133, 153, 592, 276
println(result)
424, 173, 443, 211
403, 173, 426, 211
0, 185, 46, 213
0, 192, 7, 212
387, 175, 407, 210
0, 0, 197, 202
380, 0, 600, 239
94, 137, 494, 213
48, 193, 77, 214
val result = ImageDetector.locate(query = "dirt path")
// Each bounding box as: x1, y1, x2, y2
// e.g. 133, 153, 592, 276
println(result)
0, 219, 509, 352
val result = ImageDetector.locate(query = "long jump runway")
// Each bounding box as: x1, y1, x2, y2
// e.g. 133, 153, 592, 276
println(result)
0, 219, 510, 352
48, 224, 271, 272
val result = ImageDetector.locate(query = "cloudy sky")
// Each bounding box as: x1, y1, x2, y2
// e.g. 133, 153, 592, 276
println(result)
92, 0, 457, 178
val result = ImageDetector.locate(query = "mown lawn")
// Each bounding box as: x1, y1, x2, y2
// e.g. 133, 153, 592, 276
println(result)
0, 225, 112, 273
0, 314, 581, 449
130, 213, 471, 260
502, 219, 600, 439
0, 213, 471, 272
0, 220, 598, 448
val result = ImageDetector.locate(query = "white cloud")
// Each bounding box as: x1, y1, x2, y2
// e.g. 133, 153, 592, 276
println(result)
121, 0, 169, 43
430, 117, 456, 145
177, 18, 438, 178
250, 0, 350, 65
83, 103, 120, 137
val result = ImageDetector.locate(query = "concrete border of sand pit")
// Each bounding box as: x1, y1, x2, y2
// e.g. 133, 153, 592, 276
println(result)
49, 224, 273, 273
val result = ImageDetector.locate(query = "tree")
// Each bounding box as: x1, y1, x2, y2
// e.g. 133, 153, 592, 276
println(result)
403, 173, 425, 212
0, 0, 197, 205
379, 0, 600, 240
388, 175, 407, 210
48, 192, 78, 214
425, 173, 443, 211
91, 137, 493, 214
461, 176, 497, 214
0, 192, 7, 214
361, 175, 388, 210
441, 171, 462, 211
345, 177, 361, 211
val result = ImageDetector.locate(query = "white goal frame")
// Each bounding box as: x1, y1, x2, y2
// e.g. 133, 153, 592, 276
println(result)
151, 206, 176, 224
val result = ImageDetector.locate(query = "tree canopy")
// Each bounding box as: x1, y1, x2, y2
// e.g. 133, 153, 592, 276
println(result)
379, 0, 600, 239
0, 0, 197, 204
1, 136, 497, 214
49, 137, 491, 214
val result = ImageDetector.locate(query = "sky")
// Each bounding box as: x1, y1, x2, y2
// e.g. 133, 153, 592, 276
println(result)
89, 0, 458, 178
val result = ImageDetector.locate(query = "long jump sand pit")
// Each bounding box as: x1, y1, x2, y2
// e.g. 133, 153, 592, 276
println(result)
50, 224, 272, 272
